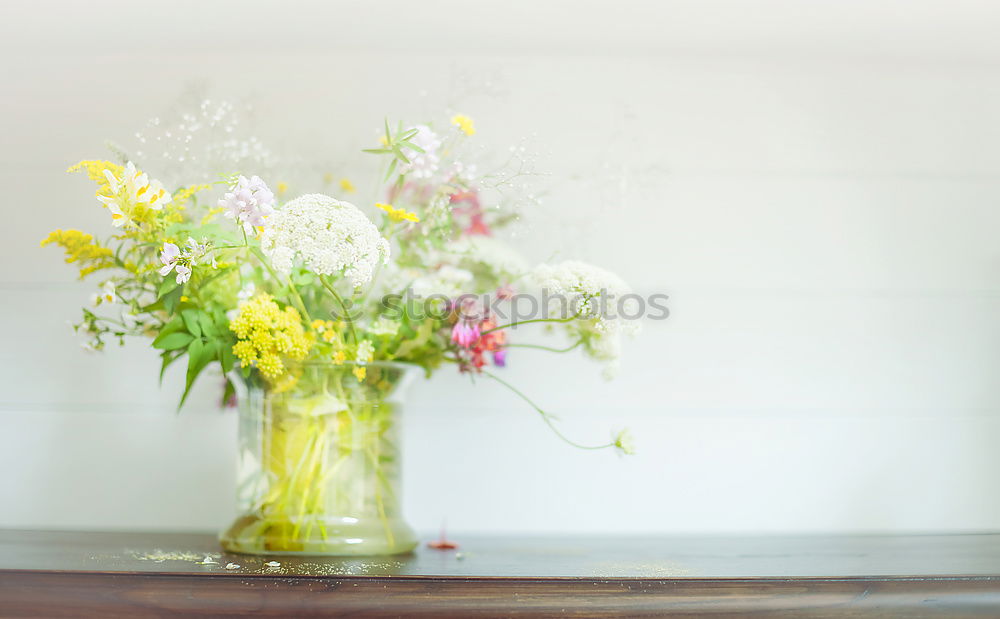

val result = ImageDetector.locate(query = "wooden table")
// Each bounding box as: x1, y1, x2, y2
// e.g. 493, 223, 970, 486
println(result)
1, 530, 999, 617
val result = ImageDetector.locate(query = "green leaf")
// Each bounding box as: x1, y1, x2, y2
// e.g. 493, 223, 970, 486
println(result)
393, 147, 411, 164
178, 338, 213, 410
292, 270, 315, 287
153, 316, 185, 342
397, 141, 424, 153
362, 148, 392, 155
181, 309, 202, 338
198, 312, 217, 338
152, 332, 194, 351
221, 377, 236, 407
392, 319, 435, 359
384, 158, 398, 181
220, 341, 236, 374
158, 277, 179, 299
158, 350, 182, 384
163, 285, 184, 314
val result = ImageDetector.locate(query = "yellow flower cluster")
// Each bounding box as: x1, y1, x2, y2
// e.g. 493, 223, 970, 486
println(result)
230, 294, 311, 380
40, 229, 115, 278
451, 114, 476, 136
67, 160, 124, 197
376, 203, 420, 223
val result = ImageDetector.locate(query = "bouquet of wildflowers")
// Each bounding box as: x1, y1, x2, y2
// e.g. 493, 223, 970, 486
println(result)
44, 110, 643, 553
44, 113, 639, 455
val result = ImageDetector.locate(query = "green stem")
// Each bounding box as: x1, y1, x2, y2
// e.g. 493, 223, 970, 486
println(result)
482, 370, 616, 451
319, 275, 360, 344
480, 314, 579, 336
249, 246, 312, 323
504, 340, 583, 354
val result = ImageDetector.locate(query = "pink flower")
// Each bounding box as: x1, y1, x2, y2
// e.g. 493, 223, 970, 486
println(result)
451, 320, 480, 348
495, 284, 515, 300
219, 175, 276, 235
450, 190, 492, 236
492, 349, 507, 367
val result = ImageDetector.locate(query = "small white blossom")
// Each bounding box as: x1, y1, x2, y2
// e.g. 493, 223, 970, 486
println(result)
369, 316, 400, 337
356, 340, 375, 364
121, 311, 140, 330
265, 561, 281, 568
90, 281, 116, 306
218, 175, 276, 234
613, 428, 636, 455
237, 282, 256, 302
157, 238, 213, 285
260, 194, 389, 288
158, 242, 191, 284
225, 562, 240, 570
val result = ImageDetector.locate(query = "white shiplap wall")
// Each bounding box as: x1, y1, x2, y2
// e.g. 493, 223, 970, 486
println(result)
2, 0, 1000, 534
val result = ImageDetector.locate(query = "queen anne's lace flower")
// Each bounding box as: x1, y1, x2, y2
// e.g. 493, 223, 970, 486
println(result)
260, 194, 389, 288
532, 260, 641, 378
218, 175, 276, 234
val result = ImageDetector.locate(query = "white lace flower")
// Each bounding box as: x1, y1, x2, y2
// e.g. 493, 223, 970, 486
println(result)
398, 125, 441, 179
532, 260, 641, 375
218, 175, 276, 234
260, 194, 389, 288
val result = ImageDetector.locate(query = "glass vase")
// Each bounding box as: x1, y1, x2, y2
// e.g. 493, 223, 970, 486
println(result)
220, 361, 419, 556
